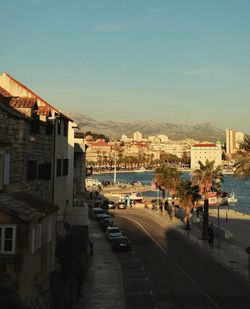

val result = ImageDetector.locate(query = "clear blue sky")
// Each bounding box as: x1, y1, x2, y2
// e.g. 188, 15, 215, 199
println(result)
1, 0, 250, 132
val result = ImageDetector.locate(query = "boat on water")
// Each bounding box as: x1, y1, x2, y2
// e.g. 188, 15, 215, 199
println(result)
134, 167, 146, 173
228, 192, 238, 203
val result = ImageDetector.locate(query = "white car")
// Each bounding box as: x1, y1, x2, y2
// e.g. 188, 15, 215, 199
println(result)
106, 226, 123, 241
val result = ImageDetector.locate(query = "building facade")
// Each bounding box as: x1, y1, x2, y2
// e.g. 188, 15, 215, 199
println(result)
225, 129, 245, 156
0, 94, 58, 308
191, 142, 222, 169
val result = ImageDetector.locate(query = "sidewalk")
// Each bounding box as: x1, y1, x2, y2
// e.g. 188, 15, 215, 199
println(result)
147, 208, 250, 283
76, 219, 125, 309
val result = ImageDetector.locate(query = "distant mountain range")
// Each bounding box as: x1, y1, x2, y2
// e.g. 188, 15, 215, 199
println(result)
68, 112, 225, 142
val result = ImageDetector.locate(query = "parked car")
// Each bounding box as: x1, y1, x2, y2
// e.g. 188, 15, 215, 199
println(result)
100, 217, 114, 230
111, 236, 132, 252
102, 200, 116, 209
91, 207, 106, 220
117, 202, 127, 209
106, 226, 123, 241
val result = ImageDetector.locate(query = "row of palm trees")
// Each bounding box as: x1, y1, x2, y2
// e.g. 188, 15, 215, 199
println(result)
154, 160, 223, 239
153, 134, 250, 240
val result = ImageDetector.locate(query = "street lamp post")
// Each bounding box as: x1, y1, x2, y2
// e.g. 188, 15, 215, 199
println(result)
113, 154, 117, 184
217, 203, 220, 248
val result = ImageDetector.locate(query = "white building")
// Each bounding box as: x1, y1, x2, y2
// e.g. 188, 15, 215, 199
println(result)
226, 129, 244, 155
157, 135, 169, 142
121, 134, 132, 142
133, 131, 143, 141
191, 142, 222, 169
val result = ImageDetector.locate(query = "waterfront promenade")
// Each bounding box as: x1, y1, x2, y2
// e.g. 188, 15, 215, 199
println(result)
147, 207, 250, 282
78, 189, 250, 308
101, 184, 250, 281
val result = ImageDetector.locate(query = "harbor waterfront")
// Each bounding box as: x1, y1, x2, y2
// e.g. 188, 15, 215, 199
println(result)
89, 171, 250, 215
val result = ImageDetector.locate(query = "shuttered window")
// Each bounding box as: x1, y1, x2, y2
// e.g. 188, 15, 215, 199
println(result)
63, 159, 69, 176
27, 160, 37, 180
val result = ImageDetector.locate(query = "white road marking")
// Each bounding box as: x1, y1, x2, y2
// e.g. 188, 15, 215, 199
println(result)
121, 215, 221, 309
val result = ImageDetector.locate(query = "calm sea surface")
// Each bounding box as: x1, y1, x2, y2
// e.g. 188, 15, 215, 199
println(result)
90, 171, 250, 215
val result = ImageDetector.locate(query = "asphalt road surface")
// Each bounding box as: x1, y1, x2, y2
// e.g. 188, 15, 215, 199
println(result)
111, 209, 250, 309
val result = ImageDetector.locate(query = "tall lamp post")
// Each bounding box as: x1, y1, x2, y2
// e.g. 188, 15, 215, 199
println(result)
217, 202, 220, 248
113, 154, 117, 184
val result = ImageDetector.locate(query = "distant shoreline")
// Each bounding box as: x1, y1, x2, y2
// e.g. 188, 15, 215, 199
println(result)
92, 168, 192, 175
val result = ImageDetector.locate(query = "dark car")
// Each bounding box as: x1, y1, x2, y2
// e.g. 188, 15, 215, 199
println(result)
111, 236, 132, 252
102, 200, 117, 209
100, 217, 114, 230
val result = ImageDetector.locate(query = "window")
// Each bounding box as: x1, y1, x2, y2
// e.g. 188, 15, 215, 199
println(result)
63, 158, 69, 176
31, 224, 42, 254
27, 160, 37, 180
30, 115, 40, 134
57, 119, 61, 135
44, 162, 52, 180
46, 120, 54, 135
0, 225, 16, 254
63, 120, 68, 137
0, 154, 3, 190
38, 162, 51, 180
0, 153, 10, 190
57, 159, 62, 177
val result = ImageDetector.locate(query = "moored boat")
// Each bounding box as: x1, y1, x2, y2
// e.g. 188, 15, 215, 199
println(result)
228, 192, 238, 203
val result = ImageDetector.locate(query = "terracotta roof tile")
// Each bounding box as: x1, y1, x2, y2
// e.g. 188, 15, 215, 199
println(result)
193, 143, 216, 147
90, 141, 109, 146
36, 105, 51, 116
3, 72, 73, 122
9, 97, 38, 108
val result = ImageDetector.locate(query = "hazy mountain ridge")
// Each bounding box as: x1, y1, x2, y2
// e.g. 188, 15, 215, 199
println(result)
68, 112, 225, 141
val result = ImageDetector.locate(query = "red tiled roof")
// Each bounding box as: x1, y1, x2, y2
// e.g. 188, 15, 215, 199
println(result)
9, 97, 38, 108
193, 143, 216, 147
3, 72, 73, 122
0, 86, 11, 97
90, 141, 109, 146
36, 106, 51, 116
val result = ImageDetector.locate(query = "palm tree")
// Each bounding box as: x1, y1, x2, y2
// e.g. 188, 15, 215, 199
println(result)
154, 164, 181, 220
240, 134, 250, 151
234, 134, 250, 179
192, 160, 223, 240
177, 180, 200, 230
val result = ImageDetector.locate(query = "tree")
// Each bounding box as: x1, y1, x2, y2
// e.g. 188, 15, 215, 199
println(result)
177, 180, 200, 230
239, 134, 250, 151
154, 164, 181, 220
234, 135, 250, 179
192, 160, 223, 240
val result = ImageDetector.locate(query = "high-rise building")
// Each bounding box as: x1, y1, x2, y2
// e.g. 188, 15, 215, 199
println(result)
225, 129, 244, 155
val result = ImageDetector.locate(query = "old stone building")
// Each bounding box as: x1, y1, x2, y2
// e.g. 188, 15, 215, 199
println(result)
0, 74, 90, 308
0, 93, 58, 308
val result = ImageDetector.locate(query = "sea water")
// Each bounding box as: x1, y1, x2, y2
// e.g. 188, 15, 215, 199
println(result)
89, 171, 250, 215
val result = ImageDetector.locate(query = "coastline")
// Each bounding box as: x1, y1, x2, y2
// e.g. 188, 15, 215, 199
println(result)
92, 168, 192, 175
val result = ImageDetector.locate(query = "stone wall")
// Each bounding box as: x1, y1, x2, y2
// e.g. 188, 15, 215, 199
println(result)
0, 106, 54, 203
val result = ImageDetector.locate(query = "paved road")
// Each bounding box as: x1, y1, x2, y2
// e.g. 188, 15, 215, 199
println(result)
111, 209, 250, 309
